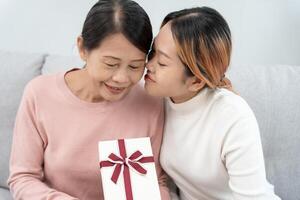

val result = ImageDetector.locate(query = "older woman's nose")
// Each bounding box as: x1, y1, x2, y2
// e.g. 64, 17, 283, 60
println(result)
111, 68, 130, 83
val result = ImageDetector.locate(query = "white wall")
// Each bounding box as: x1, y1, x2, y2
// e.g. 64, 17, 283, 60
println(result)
0, 0, 299, 66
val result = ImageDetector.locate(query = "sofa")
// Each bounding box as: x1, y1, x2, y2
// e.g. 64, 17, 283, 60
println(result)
0, 50, 299, 199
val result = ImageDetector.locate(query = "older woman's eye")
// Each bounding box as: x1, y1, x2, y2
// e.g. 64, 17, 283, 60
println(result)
105, 63, 118, 68
129, 65, 142, 70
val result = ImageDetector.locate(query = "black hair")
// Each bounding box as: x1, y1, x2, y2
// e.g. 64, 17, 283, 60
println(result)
81, 0, 153, 54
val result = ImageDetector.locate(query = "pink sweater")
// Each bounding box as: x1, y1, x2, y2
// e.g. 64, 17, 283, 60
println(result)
8, 71, 170, 200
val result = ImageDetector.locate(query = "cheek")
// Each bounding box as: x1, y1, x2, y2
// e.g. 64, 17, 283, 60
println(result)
129, 69, 145, 83
87, 64, 112, 82
156, 69, 187, 94
157, 69, 182, 87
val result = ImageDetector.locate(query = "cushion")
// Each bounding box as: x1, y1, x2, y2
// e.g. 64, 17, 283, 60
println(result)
42, 54, 84, 75
0, 50, 44, 188
0, 187, 13, 200
227, 65, 300, 200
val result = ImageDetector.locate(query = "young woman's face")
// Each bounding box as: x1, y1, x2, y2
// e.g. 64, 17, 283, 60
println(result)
79, 33, 146, 102
144, 23, 197, 103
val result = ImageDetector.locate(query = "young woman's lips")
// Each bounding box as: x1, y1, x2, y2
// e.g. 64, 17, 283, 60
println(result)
144, 74, 156, 83
104, 83, 126, 94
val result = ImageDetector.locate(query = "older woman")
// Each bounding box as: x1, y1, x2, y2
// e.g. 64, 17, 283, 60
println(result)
8, 1, 170, 199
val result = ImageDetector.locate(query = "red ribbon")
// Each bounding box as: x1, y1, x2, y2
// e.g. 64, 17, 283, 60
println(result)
100, 139, 154, 200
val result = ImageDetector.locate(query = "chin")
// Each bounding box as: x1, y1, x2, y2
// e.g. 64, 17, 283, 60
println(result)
144, 84, 154, 95
102, 84, 132, 101
105, 95, 123, 102
144, 84, 163, 97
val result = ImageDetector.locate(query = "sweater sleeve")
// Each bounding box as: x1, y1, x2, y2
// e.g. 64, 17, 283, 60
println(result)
221, 115, 280, 200
7, 82, 79, 200
150, 101, 171, 200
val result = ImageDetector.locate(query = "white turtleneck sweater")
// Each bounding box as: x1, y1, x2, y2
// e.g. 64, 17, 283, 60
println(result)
160, 88, 280, 200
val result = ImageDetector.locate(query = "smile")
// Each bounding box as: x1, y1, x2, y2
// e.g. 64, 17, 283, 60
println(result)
104, 83, 126, 94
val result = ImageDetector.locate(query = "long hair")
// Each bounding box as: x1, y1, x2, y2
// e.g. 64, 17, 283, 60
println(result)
162, 7, 233, 90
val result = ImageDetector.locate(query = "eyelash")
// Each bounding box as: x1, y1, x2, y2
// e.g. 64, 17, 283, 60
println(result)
158, 62, 167, 67
148, 49, 167, 67
129, 65, 140, 70
105, 63, 118, 68
105, 63, 141, 71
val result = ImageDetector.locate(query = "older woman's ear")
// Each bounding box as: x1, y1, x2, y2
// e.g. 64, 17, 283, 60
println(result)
77, 36, 87, 62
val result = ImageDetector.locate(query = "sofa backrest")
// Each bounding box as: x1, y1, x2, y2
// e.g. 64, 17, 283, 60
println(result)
41, 54, 84, 75
227, 65, 300, 200
0, 50, 45, 188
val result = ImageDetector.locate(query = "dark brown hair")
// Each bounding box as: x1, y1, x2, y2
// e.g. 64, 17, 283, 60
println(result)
81, 0, 153, 54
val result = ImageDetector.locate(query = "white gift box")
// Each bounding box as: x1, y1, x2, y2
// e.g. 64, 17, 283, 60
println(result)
98, 137, 162, 200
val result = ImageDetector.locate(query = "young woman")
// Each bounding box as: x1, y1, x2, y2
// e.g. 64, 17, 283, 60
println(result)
145, 7, 280, 200
8, 0, 170, 199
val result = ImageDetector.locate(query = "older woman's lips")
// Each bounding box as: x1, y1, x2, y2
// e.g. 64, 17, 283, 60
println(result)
104, 83, 125, 94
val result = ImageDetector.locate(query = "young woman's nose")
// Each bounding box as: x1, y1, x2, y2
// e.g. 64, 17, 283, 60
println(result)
146, 58, 155, 73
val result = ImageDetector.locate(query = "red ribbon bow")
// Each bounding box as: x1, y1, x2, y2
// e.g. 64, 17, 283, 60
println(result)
100, 139, 154, 200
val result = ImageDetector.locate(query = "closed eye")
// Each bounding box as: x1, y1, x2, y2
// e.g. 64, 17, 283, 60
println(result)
105, 63, 118, 68
158, 62, 167, 67
129, 65, 139, 69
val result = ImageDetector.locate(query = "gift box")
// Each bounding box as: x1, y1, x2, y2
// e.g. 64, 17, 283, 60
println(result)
98, 137, 162, 200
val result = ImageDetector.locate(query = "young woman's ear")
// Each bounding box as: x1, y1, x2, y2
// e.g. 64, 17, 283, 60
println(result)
77, 36, 87, 61
186, 76, 206, 92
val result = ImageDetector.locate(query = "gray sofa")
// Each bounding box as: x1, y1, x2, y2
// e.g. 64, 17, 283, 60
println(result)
0, 50, 299, 199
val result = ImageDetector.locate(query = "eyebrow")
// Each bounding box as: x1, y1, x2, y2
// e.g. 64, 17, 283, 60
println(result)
157, 49, 171, 59
103, 56, 121, 60
103, 56, 145, 62
152, 39, 171, 59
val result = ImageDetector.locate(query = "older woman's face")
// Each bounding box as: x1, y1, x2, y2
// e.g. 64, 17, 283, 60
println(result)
79, 33, 146, 102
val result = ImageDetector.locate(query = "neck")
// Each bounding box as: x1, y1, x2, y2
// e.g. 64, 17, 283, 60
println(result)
170, 90, 199, 104
65, 68, 104, 102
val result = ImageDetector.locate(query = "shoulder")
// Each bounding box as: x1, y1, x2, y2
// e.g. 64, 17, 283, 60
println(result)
209, 88, 256, 120
204, 88, 260, 139
211, 89, 261, 146
21, 72, 62, 106
25, 73, 59, 94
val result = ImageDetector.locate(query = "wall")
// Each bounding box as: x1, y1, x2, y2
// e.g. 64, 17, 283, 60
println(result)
0, 0, 299, 66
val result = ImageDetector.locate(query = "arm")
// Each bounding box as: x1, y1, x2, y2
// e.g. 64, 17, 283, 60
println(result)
221, 115, 280, 200
167, 177, 180, 200
7, 82, 79, 200
150, 100, 171, 200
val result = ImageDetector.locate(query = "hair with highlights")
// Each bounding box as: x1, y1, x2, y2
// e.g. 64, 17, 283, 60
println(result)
161, 7, 233, 90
